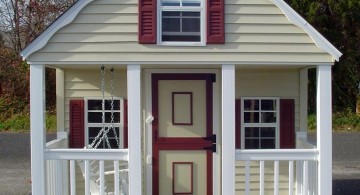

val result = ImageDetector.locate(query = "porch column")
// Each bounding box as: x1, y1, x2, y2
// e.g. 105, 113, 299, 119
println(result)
127, 65, 142, 195
316, 65, 332, 195
30, 64, 46, 194
221, 64, 235, 195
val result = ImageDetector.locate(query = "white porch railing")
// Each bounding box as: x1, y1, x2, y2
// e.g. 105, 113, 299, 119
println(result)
45, 143, 129, 195
235, 149, 319, 195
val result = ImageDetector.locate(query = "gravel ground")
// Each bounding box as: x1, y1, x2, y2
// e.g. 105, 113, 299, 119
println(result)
0, 132, 359, 194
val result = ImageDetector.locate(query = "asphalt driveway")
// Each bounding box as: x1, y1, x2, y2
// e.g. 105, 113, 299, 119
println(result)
0, 132, 359, 194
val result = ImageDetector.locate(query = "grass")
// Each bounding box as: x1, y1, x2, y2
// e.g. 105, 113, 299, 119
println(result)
308, 112, 360, 132
0, 114, 57, 133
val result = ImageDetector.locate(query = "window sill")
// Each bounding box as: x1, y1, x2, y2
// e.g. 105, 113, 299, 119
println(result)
157, 41, 206, 47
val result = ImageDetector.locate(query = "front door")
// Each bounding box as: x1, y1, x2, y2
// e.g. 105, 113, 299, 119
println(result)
152, 73, 214, 195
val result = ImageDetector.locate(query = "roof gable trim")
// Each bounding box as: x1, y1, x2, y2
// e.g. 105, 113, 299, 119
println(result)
20, 0, 95, 60
270, 0, 342, 62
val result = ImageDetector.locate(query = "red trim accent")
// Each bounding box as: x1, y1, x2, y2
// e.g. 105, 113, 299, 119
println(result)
207, 0, 225, 44
69, 99, 85, 148
235, 99, 241, 149
152, 73, 213, 195
280, 99, 295, 149
124, 99, 128, 149
172, 162, 194, 194
138, 0, 157, 44
172, 92, 193, 125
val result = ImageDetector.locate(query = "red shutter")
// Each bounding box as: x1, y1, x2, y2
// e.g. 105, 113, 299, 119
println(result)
124, 99, 128, 149
235, 99, 241, 149
280, 99, 295, 149
207, 0, 225, 44
69, 100, 85, 148
139, 0, 157, 44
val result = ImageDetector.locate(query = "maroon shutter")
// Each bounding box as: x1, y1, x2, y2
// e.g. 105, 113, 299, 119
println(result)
139, 0, 157, 44
207, 0, 225, 44
124, 99, 128, 149
235, 99, 241, 149
69, 100, 85, 148
280, 99, 295, 149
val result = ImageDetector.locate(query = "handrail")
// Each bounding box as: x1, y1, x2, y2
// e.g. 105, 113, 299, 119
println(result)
236, 149, 318, 161
46, 138, 67, 149
45, 149, 129, 161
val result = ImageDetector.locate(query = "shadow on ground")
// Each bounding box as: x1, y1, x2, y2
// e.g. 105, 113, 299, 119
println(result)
333, 179, 360, 195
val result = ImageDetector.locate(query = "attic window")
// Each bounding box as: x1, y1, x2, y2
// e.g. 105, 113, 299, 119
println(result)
158, 0, 205, 46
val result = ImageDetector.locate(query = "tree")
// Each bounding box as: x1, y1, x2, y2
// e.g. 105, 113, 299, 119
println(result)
286, 0, 360, 113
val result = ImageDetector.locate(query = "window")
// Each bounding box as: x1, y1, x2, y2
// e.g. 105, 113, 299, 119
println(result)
241, 98, 279, 149
158, 0, 205, 45
85, 98, 124, 149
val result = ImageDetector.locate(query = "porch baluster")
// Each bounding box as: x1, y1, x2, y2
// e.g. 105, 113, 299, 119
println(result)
289, 161, 294, 195
70, 160, 76, 195
274, 161, 279, 195
259, 161, 265, 195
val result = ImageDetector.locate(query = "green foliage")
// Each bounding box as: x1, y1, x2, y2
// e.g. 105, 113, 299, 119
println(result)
285, 0, 360, 113
0, 114, 56, 132
308, 112, 360, 132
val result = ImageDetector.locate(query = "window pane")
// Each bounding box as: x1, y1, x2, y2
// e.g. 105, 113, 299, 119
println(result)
88, 100, 120, 110
244, 100, 259, 111
244, 112, 259, 123
88, 112, 102, 123
261, 112, 276, 123
261, 139, 275, 149
105, 112, 121, 123
162, 2, 180, 6
261, 100, 276, 111
162, 35, 200, 42
245, 127, 259, 137
182, 12, 200, 17
245, 139, 259, 149
89, 127, 102, 137
260, 127, 275, 137
183, 18, 200, 32
162, 11, 181, 16
162, 18, 180, 32
182, 2, 201, 6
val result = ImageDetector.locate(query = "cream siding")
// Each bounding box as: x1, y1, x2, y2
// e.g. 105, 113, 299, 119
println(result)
235, 69, 300, 131
64, 69, 127, 133
28, 0, 333, 64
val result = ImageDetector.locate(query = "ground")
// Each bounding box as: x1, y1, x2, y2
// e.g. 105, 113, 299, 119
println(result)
0, 133, 359, 195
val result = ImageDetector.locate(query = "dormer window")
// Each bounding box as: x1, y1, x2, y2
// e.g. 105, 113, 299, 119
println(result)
139, 0, 224, 44
158, 0, 205, 45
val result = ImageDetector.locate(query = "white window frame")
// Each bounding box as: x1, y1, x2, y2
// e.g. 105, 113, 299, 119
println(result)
240, 97, 280, 149
157, 0, 206, 46
84, 97, 125, 149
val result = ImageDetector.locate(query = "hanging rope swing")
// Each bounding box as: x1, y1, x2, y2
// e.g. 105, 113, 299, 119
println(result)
89, 65, 120, 149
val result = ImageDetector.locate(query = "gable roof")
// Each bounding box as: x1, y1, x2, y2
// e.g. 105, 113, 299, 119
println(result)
20, 0, 342, 62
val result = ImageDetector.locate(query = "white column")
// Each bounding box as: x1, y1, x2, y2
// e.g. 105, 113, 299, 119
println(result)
30, 64, 46, 194
127, 65, 142, 195
56, 68, 65, 132
221, 64, 235, 195
316, 65, 332, 195
299, 68, 308, 132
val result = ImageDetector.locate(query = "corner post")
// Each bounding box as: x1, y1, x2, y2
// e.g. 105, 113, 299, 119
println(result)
30, 64, 46, 194
316, 65, 332, 195
127, 65, 142, 195
221, 64, 235, 195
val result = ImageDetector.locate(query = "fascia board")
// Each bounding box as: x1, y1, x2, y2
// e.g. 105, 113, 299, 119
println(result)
20, 0, 95, 60
270, 0, 343, 62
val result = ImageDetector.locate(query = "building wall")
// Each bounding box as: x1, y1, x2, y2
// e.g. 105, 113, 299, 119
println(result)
64, 68, 127, 134
28, 0, 333, 64
235, 68, 300, 132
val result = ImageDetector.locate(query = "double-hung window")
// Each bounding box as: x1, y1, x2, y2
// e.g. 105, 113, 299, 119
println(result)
241, 98, 279, 149
158, 0, 205, 45
85, 98, 124, 149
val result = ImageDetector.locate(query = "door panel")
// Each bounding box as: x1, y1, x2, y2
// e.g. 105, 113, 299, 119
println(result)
158, 80, 206, 138
152, 74, 214, 195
